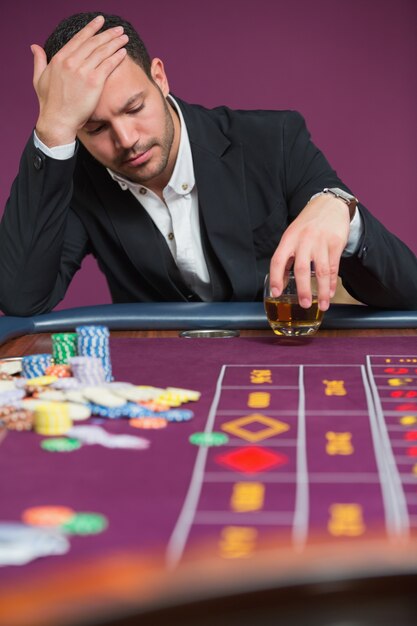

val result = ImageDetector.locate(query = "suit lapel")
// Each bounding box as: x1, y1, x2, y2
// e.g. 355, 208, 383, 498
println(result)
178, 99, 258, 301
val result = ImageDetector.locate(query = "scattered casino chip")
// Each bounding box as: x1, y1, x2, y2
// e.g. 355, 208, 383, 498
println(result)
45, 364, 72, 378
22, 505, 76, 527
61, 512, 108, 535
40, 438, 82, 452
0, 380, 16, 392
25, 375, 58, 388
0, 406, 34, 431
161, 409, 194, 422
0, 387, 25, 405
0, 522, 70, 566
189, 432, 229, 446
130, 417, 168, 429
0, 372, 15, 381
82, 386, 126, 408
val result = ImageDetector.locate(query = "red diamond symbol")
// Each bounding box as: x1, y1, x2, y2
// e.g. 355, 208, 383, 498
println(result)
215, 446, 288, 474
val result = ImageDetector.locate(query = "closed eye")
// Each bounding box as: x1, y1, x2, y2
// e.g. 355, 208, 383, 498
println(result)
127, 103, 145, 115
85, 124, 106, 136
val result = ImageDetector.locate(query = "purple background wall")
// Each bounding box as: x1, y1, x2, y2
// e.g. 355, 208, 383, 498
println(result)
1, 0, 416, 310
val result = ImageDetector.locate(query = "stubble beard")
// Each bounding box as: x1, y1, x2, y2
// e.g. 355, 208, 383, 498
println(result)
115, 96, 175, 186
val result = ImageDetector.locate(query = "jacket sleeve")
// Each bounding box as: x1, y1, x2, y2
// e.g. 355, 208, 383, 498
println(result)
0, 137, 90, 316
282, 112, 417, 309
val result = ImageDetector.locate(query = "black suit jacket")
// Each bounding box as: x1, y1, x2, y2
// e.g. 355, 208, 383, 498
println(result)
1, 99, 417, 315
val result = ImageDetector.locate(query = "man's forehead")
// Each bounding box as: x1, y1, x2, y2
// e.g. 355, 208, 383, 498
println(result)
88, 92, 145, 123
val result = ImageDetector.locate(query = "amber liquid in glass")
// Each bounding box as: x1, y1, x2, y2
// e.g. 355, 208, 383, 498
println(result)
264, 296, 324, 336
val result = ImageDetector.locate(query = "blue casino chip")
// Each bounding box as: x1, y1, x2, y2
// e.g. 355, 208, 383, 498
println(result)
161, 409, 194, 422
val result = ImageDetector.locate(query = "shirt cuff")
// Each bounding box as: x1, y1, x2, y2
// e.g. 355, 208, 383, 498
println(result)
33, 130, 76, 160
342, 207, 363, 256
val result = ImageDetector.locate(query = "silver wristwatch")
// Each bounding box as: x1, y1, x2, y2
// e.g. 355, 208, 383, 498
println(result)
322, 187, 358, 220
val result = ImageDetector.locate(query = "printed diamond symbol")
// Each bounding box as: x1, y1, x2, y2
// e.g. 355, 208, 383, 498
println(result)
221, 413, 289, 442
215, 446, 288, 474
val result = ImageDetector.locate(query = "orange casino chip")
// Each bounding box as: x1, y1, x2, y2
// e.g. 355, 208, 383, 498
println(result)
139, 400, 171, 412
45, 364, 72, 378
130, 417, 168, 429
22, 505, 76, 527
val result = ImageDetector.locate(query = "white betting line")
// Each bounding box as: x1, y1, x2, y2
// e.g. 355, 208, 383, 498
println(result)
291, 365, 309, 551
364, 358, 410, 538
165, 364, 227, 569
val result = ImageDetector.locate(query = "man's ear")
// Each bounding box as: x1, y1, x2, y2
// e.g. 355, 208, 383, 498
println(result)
150, 58, 169, 96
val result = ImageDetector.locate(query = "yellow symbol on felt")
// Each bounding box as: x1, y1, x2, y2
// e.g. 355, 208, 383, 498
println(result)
219, 525, 258, 559
247, 392, 271, 409
399, 358, 417, 363
328, 504, 365, 537
322, 380, 347, 396
250, 369, 272, 384
412, 464, 417, 476
231, 482, 265, 512
388, 378, 413, 387
385, 359, 391, 363
326, 432, 354, 455
400, 416, 417, 426
221, 414, 289, 442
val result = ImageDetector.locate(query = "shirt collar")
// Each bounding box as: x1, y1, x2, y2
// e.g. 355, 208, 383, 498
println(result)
107, 95, 195, 196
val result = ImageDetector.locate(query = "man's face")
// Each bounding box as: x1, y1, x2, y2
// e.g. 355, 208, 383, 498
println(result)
78, 56, 179, 191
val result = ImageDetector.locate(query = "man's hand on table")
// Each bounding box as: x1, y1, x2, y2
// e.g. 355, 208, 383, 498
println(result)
269, 194, 351, 311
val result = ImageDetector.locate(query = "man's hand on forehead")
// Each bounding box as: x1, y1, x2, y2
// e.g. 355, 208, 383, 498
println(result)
31, 16, 129, 148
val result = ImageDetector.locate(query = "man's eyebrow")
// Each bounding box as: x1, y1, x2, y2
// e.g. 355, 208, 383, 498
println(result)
87, 93, 145, 124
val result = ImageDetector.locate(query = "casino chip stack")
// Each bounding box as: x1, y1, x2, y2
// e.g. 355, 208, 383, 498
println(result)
76, 326, 112, 383
51, 333, 78, 365
33, 402, 72, 436
69, 357, 106, 385
22, 354, 53, 379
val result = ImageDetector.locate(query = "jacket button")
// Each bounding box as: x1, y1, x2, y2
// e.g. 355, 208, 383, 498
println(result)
33, 154, 44, 170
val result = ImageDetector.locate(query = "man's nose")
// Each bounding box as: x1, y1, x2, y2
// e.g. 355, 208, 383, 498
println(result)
112, 120, 138, 150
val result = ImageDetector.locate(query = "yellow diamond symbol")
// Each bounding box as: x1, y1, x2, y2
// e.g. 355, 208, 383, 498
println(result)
221, 414, 289, 442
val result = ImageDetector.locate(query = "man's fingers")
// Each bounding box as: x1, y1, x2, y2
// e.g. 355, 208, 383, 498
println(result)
81, 33, 129, 75
64, 27, 127, 68
31, 44, 47, 88
61, 15, 106, 53
269, 249, 294, 297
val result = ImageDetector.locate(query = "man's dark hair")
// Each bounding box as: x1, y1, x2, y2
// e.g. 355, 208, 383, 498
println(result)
44, 12, 152, 78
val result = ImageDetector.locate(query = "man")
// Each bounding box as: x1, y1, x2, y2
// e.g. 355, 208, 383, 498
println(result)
1, 11, 416, 316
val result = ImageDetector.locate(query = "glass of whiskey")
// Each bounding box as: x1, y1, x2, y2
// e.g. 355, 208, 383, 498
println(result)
263, 270, 324, 337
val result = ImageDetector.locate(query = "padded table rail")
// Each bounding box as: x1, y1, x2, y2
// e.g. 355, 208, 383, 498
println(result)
0, 303, 416, 345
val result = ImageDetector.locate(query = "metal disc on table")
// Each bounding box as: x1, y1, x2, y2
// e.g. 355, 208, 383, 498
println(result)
0, 357, 22, 375
179, 329, 240, 339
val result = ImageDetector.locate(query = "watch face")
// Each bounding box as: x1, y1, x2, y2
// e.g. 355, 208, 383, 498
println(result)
330, 188, 355, 202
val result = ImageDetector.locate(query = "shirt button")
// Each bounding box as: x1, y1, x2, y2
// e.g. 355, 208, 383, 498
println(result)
33, 154, 44, 170
139, 187, 147, 195
168, 232, 174, 241
181, 183, 189, 191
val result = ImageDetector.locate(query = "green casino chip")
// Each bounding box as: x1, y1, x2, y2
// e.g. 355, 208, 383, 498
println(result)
189, 432, 229, 446
41, 438, 82, 452
61, 512, 108, 535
